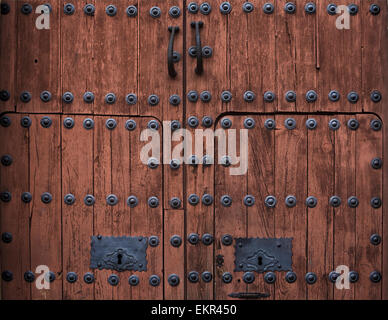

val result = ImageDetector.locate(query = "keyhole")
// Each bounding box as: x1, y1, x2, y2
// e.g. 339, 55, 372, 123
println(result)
258, 256, 263, 266
117, 254, 122, 265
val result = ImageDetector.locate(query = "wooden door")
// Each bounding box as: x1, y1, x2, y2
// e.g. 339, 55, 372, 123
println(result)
1, 0, 387, 300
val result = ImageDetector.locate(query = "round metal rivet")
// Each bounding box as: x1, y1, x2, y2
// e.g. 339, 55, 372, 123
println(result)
147, 94, 159, 106
202, 46, 213, 58
220, 2, 232, 15
349, 271, 359, 283
347, 92, 359, 104
264, 118, 276, 130
188, 2, 199, 14
370, 234, 381, 246
244, 118, 255, 129
62, 92, 74, 104
221, 118, 232, 129
285, 91, 296, 102
371, 158, 382, 170
126, 5, 138, 17
188, 233, 200, 245
370, 119, 382, 131
83, 91, 94, 103
329, 271, 340, 284
188, 194, 199, 206
305, 272, 317, 284
243, 2, 254, 13
306, 90, 318, 102
125, 119, 136, 131
108, 274, 119, 286
243, 272, 255, 284
221, 155, 232, 167
106, 5, 117, 16
221, 91, 232, 103
203, 155, 213, 166
1, 154, 12, 167
64, 194, 75, 205
41, 192, 52, 204
168, 274, 180, 286
148, 236, 159, 247
84, 272, 94, 284
20, 116, 31, 128
170, 235, 182, 248
188, 155, 199, 166
244, 195, 255, 207
222, 234, 233, 246
187, 90, 199, 102
264, 91, 276, 102
40, 90, 51, 102
329, 119, 340, 131
188, 116, 199, 128
170, 197, 181, 209
306, 118, 317, 130
170, 159, 180, 170
244, 91, 255, 103
348, 4, 358, 15
265, 195, 277, 208
222, 272, 233, 283
148, 196, 159, 208
306, 196, 317, 208
221, 195, 232, 207
45, 271, 56, 283
150, 6, 161, 18
147, 120, 159, 130
125, 93, 137, 105
370, 271, 381, 283
0, 90, 10, 101
202, 116, 213, 128
202, 271, 212, 283
2, 271, 13, 282
327, 4, 337, 15
169, 6, 181, 18
84, 4, 95, 15
329, 90, 340, 102
370, 90, 382, 103
285, 118, 296, 130
63, 117, 74, 129
21, 3, 32, 14
128, 275, 139, 286
285, 2, 296, 14
40, 116, 52, 128
0, 191, 11, 203
147, 157, 159, 169
200, 91, 212, 103
84, 195, 95, 206
264, 272, 276, 284
127, 195, 138, 208
263, 3, 274, 14
2, 232, 12, 244
330, 196, 341, 207
305, 2, 316, 14
348, 196, 359, 208
370, 197, 382, 209
188, 271, 199, 283
200, 2, 211, 15
347, 119, 359, 130
1, 3, 10, 15
170, 120, 181, 132
286, 195, 297, 208
66, 272, 78, 283
202, 233, 214, 246
202, 194, 213, 206
106, 194, 118, 206
24, 271, 35, 283
169, 94, 181, 106
105, 93, 116, 104
83, 118, 94, 130
21, 192, 32, 203
370, 4, 380, 15
20, 91, 31, 103
105, 119, 117, 130
285, 271, 297, 283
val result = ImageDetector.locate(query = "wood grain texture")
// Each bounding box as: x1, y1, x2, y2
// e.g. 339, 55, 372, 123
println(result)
16, 1, 60, 113
0, 114, 30, 299
0, 0, 16, 113
29, 114, 62, 299
62, 115, 94, 300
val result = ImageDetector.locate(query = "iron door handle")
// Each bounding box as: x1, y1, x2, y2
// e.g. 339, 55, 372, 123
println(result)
228, 292, 270, 299
191, 21, 204, 75
168, 26, 179, 78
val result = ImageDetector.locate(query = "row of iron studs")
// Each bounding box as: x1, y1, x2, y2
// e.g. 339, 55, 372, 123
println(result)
2, 90, 382, 105
1, 269, 382, 286
0, 115, 383, 132
2, 2, 381, 17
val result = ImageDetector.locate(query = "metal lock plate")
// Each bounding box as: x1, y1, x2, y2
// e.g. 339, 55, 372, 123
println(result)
90, 236, 148, 272
234, 238, 293, 273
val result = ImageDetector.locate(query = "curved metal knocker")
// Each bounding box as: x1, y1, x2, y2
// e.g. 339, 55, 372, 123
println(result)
168, 26, 179, 78
191, 21, 204, 75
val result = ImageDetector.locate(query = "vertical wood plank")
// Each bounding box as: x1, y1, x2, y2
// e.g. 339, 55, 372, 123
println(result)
61, 0, 95, 114
16, 1, 61, 113
62, 115, 94, 300
307, 115, 334, 300
0, 114, 30, 299
29, 114, 62, 299
274, 115, 307, 300
355, 114, 382, 300
0, 0, 16, 112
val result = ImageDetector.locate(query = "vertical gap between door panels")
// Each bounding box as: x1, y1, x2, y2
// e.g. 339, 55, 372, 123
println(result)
306, 121, 309, 300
